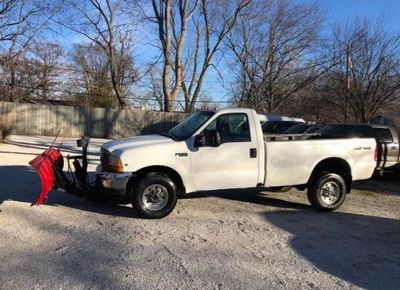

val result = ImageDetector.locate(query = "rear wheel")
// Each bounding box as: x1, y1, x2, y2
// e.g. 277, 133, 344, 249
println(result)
130, 173, 177, 219
307, 173, 346, 211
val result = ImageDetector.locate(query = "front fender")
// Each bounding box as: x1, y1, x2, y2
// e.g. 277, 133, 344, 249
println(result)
128, 161, 195, 194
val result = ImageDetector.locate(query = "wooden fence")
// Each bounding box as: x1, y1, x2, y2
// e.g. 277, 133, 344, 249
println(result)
0, 102, 186, 139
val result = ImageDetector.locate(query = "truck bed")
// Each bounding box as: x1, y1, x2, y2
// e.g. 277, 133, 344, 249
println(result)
263, 138, 376, 187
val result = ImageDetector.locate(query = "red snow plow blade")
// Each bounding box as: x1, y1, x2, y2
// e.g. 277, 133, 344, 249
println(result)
28, 136, 102, 206
29, 148, 62, 205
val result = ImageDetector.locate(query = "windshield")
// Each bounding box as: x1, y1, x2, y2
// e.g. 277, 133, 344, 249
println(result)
169, 111, 215, 141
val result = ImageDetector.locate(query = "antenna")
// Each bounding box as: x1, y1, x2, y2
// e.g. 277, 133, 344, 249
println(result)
49, 130, 61, 149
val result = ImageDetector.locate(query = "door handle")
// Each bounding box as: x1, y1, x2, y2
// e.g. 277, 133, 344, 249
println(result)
250, 148, 257, 158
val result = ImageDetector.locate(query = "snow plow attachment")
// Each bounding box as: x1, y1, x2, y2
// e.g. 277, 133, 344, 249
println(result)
28, 136, 107, 205
29, 148, 63, 205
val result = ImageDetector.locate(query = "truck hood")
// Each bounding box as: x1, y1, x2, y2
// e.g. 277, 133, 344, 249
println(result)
102, 134, 175, 154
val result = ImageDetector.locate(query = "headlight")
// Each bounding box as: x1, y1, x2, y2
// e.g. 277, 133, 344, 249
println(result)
101, 148, 123, 173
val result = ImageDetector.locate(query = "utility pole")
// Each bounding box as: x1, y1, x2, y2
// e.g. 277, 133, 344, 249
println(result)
345, 42, 351, 122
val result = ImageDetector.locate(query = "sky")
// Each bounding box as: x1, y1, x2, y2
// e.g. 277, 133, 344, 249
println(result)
310, 0, 400, 26
207, 0, 400, 104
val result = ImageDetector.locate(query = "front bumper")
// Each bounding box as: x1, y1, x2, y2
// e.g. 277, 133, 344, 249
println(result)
96, 165, 131, 195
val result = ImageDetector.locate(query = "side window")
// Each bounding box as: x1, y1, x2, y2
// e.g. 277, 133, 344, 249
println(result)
203, 113, 251, 145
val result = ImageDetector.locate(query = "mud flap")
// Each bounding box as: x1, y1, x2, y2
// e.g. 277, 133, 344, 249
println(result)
29, 148, 62, 205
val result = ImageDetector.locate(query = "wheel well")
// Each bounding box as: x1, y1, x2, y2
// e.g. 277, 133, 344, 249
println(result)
309, 158, 352, 193
127, 166, 185, 194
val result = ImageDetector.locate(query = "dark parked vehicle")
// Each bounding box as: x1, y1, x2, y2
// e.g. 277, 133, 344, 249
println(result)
261, 121, 303, 134
313, 124, 399, 170
283, 124, 323, 134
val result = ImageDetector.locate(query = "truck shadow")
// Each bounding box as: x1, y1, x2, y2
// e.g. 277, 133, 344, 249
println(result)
184, 189, 311, 210
0, 165, 312, 217
353, 175, 400, 196
0, 165, 135, 218
263, 210, 400, 290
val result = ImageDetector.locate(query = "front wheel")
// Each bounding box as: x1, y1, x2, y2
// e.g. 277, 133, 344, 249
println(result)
130, 173, 177, 219
307, 173, 346, 211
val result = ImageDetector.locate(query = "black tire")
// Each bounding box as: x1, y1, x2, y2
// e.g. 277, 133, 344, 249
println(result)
130, 173, 177, 219
307, 173, 346, 211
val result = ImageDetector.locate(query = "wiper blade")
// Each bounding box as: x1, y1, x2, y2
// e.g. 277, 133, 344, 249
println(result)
159, 132, 171, 138
159, 132, 177, 141
169, 131, 178, 141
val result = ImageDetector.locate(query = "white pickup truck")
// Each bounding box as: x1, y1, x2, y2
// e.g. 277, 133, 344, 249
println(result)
98, 108, 377, 218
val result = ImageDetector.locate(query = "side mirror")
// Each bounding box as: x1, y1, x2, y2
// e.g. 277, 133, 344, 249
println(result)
210, 130, 221, 147
194, 134, 205, 147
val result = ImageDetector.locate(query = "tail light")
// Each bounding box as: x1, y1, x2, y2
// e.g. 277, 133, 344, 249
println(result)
374, 145, 379, 161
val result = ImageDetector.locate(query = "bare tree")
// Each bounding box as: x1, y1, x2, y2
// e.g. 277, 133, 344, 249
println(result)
0, 50, 28, 101
0, 0, 43, 43
62, 0, 139, 108
0, 43, 64, 102
182, 0, 250, 112
71, 43, 116, 107
142, 65, 164, 111
150, 0, 198, 112
227, 0, 334, 113
26, 42, 63, 99
321, 20, 400, 123
151, 0, 250, 112
0, 0, 60, 101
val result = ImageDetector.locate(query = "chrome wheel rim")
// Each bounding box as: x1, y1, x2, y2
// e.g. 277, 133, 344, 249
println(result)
142, 184, 169, 211
320, 181, 340, 205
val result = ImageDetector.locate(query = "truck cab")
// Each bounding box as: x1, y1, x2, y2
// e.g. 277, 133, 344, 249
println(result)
100, 109, 264, 194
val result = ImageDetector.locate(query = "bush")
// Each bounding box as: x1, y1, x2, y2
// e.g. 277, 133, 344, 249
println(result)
0, 111, 15, 141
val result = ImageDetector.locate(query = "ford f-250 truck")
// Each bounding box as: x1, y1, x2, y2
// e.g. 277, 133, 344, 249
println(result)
98, 108, 377, 218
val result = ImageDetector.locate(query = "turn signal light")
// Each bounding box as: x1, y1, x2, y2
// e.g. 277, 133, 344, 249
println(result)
106, 155, 124, 173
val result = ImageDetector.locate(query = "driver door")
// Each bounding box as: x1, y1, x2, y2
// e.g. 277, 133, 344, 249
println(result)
190, 113, 259, 191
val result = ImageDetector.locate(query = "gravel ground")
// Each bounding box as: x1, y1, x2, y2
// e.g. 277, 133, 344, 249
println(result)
0, 135, 399, 290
